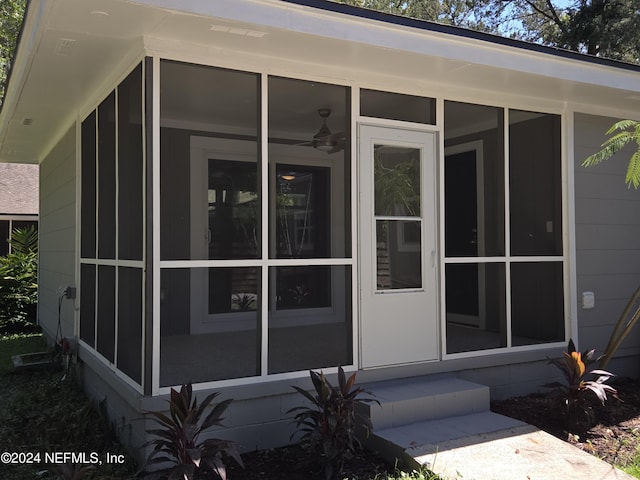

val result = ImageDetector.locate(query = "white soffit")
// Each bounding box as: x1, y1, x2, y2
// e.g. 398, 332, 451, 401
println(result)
1, 0, 639, 164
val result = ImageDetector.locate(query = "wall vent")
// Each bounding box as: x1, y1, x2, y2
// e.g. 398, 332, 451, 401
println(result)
55, 38, 76, 56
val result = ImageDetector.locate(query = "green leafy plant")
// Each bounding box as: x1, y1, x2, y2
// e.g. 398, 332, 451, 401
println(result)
288, 366, 379, 480
0, 227, 38, 333
545, 339, 618, 432
582, 119, 640, 189
8, 224, 38, 254
144, 383, 243, 480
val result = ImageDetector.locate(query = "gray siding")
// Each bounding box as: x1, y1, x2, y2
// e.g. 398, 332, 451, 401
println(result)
39, 127, 76, 342
574, 113, 640, 375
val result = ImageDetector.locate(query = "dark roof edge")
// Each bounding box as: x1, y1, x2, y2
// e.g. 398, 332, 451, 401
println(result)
281, 0, 640, 73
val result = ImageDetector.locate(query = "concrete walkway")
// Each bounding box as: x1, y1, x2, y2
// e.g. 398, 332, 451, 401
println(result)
408, 422, 635, 480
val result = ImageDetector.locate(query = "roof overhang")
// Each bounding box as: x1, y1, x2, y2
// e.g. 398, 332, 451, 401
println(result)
2, 0, 639, 164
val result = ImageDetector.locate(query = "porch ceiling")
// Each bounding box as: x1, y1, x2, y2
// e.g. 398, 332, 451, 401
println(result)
1, 0, 639, 165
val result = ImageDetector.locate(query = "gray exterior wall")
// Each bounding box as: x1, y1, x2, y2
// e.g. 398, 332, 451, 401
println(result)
38, 127, 76, 342
574, 112, 640, 379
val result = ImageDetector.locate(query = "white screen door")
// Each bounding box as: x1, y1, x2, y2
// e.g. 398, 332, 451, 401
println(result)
359, 125, 438, 368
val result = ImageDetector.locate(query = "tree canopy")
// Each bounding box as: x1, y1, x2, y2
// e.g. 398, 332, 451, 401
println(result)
0, 0, 26, 108
337, 0, 640, 64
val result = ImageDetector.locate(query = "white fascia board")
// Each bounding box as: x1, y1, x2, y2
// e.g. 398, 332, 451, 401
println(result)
132, 0, 640, 93
0, 0, 52, 164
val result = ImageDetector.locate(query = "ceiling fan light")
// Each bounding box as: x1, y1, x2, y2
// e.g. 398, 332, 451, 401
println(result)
314, 140, 336, 152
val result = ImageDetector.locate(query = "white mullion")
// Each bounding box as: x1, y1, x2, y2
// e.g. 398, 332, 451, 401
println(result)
351, 85, 359, 369
444, 257, 507, 264
114, 87, 119, 368
443, 256, 563, 264
94, 108, 99, 348
268, 258, 353, 267
375, 215, 421, 222
140, 60, 148, 392
80, 258, 144, 268
504, 108, 512, 348
564, 110, 576, 344
437, 96, 447, 356
159, 259, 263, 269
260, 73, 269, 377
75, 117, 82, 338
152, 56, 161, 395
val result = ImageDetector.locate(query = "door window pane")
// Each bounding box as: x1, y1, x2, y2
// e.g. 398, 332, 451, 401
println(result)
511, 262, 564, 346
376, 220, 421, 290
445, 102, 505, 257
275, 164, 329, 259
207, 159, 259, 259
446, 263, 506, 353
374, 145, 421, 216
510, 111, 562, 256
268, 265, 352, 374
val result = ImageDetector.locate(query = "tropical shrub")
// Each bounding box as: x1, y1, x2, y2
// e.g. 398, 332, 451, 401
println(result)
545, 339, 618, 432
288, 366, 379, 480
144, 383, 243, 480
0, 226, 38, 333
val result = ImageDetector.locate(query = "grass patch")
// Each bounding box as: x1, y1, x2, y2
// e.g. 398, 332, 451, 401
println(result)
625, 463, 640, 478
0, 333, 47, 374
0, 334, 138, 479
370, 468, 442, 479
622, 444, 640, 478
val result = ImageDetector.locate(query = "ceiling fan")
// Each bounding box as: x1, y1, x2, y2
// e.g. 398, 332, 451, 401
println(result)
297, 108, 346, 154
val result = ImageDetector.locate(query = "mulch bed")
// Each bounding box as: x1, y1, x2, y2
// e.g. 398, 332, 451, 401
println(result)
491, 378, 640, 467
228, 444, 397, 480
228, 379, 640, 479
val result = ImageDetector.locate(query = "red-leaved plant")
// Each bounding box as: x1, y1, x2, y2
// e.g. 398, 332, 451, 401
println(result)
288, 367, 379, 480
143, 384, 243, 480
545, 339, 618, 431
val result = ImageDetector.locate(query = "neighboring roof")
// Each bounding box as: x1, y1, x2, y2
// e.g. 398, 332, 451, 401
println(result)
0, 163, 39, 215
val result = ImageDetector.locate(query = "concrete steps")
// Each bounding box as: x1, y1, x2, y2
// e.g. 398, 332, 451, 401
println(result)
359, 377, 526, 469
358, 376, 634, 479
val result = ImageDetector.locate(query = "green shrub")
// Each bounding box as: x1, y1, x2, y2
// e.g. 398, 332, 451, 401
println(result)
288, 366, 379, 480
144, 383, 243, 480
0, 226, 38, 334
